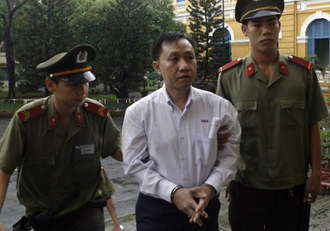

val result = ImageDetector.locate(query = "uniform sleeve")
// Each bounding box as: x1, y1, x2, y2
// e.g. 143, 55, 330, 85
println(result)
100, 114, 121, 158
306, 70, 330, 125
0, 113, 27, 174
100, 169, 116, 199
122, 107, 176, 203
204, 99, 241, 193
216, 72, 232, 102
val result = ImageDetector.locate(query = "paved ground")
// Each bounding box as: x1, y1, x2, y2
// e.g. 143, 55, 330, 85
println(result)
0, 116, 330, 230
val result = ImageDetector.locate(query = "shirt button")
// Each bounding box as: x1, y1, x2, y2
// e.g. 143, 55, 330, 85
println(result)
183, 176, 187, 180
181, 137, 184, 140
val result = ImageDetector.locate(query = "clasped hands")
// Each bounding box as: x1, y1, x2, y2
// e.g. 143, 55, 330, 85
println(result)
172, 185, 213, 227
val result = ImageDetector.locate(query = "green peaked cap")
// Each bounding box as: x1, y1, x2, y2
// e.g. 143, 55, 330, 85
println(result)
36, 44, 97, 83
235, 0, 284, 23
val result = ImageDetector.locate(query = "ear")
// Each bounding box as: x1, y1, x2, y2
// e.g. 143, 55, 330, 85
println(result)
278, 21, 281, 31
45, 78, 55, 93
242, 24, 248, 37
152, 61, 162, 75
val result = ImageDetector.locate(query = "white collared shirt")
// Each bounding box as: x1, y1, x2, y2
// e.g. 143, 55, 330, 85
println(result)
122, 85, 241, 203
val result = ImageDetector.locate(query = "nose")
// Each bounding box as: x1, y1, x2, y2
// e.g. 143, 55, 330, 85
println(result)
262, 24, 271, 35
178, 59, 189, 72
77, 82, 89, 95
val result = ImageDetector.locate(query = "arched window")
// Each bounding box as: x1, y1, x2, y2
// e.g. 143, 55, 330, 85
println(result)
213, 28, 232, 68
307, 19, 330, 69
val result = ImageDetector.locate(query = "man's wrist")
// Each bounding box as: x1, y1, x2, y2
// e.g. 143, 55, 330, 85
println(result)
171, 185, 183, 203
202, 184, 217, 198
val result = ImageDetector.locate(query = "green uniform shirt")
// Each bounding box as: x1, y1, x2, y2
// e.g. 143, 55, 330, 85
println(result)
0, 96, 120, 217
217, 52, 329, 190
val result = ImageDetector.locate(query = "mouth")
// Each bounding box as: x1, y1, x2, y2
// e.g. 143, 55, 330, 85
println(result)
75, 98, 85, 102
178, 75, 191, 79
261, 38, 274, 43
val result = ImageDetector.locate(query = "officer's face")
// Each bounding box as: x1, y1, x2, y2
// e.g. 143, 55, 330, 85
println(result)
46, 78, 89, 108
242, 16, 281, 54
152, 38, 197, 94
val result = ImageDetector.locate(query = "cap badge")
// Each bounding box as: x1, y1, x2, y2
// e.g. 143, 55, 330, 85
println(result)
253, 0, 261, 2
76, 51, 88, 63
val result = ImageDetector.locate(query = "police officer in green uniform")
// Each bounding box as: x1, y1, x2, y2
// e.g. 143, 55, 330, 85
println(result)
0, 44, 123, 231
217, 0, 329, 230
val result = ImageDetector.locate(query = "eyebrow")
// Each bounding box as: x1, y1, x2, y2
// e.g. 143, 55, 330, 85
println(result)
168, 51, 194, 56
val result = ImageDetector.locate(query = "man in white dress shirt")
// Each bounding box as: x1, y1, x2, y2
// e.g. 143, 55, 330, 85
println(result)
122, 32, 241, 231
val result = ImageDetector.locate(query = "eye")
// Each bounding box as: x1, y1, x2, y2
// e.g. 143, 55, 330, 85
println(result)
170, 57, 178, 61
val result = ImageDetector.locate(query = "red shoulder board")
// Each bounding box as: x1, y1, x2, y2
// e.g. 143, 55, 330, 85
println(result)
288, 55, 314, 70
18, 104, 47, 123
218, 58, 242, 73
83, 102, 109, 117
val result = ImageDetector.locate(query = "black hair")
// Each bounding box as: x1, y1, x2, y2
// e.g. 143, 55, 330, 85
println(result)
48, 77, 59, 85
150, 31, 197, 62
192, 79, 216, 94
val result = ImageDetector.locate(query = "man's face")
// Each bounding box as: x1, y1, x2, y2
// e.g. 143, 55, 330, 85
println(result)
46, 78, 89, 109
153, 38, 197, 93
242, 16, 281, 54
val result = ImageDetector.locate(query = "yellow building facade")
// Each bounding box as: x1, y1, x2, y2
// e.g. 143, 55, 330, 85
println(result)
172, 0, 330, 96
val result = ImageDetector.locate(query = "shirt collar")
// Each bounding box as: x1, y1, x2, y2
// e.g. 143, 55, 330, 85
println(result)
161, 83, 194, 110
46, 95, 85, 128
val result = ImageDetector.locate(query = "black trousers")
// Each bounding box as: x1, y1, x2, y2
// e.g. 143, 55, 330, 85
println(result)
228, 181, 309, 231
136, 192, 221, 231
31, 198, 107, 231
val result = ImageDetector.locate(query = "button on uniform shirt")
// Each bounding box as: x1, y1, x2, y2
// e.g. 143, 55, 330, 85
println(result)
0, 96, 121, 217
122, 86, 241, 203
217, 52, 330, 190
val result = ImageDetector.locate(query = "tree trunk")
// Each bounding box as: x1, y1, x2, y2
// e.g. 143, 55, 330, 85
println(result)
5, 24, 16, 99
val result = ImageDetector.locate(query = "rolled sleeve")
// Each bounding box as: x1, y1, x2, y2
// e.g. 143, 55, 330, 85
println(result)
122, 107, 176, 202
205, 101, 241, 193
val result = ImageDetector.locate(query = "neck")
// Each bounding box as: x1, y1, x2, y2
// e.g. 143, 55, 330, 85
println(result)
166, 87, 190, 111
53, 98, 76, 119
251, 49, 278, 66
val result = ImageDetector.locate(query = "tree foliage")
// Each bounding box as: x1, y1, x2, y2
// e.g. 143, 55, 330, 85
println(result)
0, 0, 30, 98
14, 0, 77, 93
187, 0, 230, 80
4, 0, 184, 97
73, 0, 185, 98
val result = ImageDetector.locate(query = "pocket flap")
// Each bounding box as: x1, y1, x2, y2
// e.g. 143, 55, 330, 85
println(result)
280, 98, 305, 111
234, 100, 257, 113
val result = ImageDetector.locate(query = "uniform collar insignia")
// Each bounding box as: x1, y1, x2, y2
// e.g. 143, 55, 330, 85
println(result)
279, 62, 288, 75
247, 63, 255, 77
48, 115, 59, 128
75, 111, 83, 125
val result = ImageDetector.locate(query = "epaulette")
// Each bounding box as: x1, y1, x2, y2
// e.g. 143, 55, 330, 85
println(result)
18, 104, 47, 123
218, 58, 242, 73
288, 55, 314, 70
83, 101, 109, 117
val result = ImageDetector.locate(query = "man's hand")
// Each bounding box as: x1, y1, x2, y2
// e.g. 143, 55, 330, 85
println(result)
188, 185, 212, 225
172, 187, 205, 227
112, 224, 123, 231
225, 181, 232, 202
0, 221, 6, 231
217, 125, 231, 150
304, 173, 321, 203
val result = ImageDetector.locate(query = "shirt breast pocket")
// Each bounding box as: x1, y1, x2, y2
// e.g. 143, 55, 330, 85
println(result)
194, 134, 217, 166
27, 154, 56, 184
280, 98, 305, 128
234, 99, 258, 130
73, 153, 100, 187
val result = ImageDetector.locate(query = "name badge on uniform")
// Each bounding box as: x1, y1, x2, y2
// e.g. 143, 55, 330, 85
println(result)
75, 144, 95, 155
